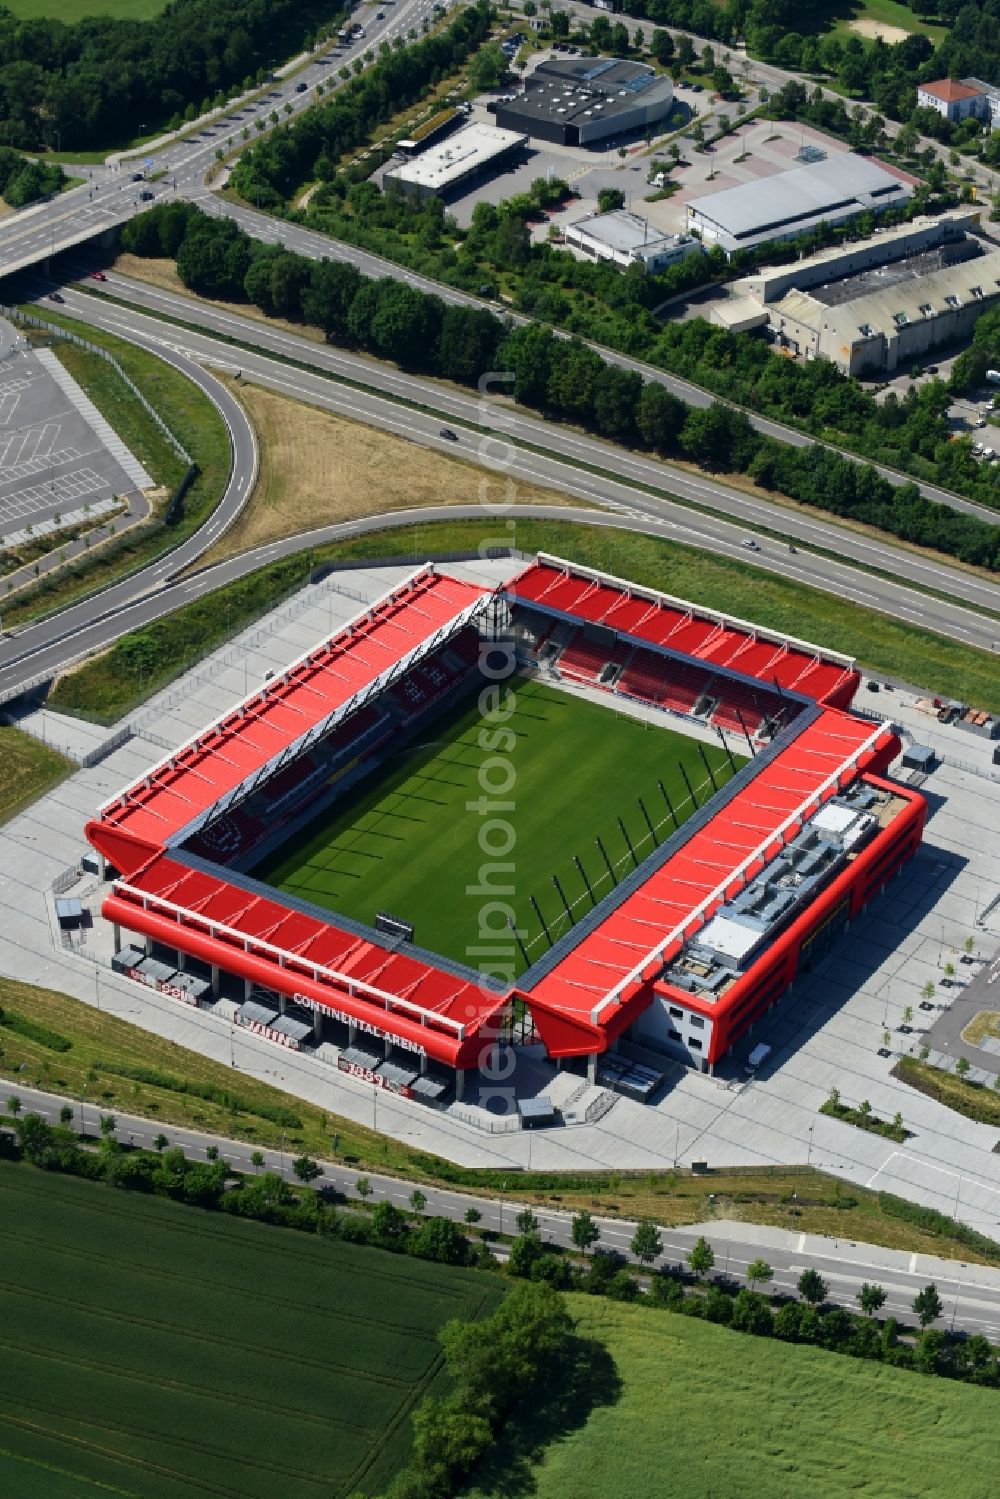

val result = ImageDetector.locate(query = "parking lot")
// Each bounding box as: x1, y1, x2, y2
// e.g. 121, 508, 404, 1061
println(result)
0, 325, 151, 547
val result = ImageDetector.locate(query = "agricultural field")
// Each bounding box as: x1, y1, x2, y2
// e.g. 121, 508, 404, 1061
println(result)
0, 1160, 502, 1498
467, 1296, 1000, 1499
254, 677, 741, 970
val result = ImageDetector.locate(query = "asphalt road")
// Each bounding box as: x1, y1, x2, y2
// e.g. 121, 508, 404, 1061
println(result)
9, 1079, 1000, 1341
57, 276, 1000, 627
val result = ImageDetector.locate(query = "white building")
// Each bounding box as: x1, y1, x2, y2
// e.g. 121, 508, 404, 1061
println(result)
686, 154, 912, 258
384, 124, 527, 201
564, 210, 704, 274
916, 78, 986, 122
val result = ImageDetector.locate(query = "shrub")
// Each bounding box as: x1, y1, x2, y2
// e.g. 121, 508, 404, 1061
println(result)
0, 1007, 72, 1052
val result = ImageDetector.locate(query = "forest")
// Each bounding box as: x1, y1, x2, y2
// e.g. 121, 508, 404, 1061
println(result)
0, 0, 344, 150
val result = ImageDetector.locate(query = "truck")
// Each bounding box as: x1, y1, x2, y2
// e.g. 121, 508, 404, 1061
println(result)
987, 369, 1000, 384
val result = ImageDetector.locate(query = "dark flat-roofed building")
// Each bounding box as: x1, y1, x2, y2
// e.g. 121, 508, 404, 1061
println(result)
494, 57, 674, 146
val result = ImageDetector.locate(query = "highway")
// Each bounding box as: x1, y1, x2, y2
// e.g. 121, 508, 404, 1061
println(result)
196, 193, 1000, 528
2, 272, 997, 701
2, 0, 998, 536
68, 274, 1000, 623
10, 1080, 1000, 1341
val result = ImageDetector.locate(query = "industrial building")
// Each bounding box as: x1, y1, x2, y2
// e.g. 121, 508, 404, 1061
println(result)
87, 556, 924, 1094
564, 210, 704, 273
765, 241, 1000, 375
733, 209, 980, 305
383, 123, 526, 200
686, 153, 913, 257
493, 57, 674, 147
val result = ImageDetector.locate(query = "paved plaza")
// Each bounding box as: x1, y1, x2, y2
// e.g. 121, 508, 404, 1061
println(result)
0, 320, 151, 547
2, 559, 999, 1230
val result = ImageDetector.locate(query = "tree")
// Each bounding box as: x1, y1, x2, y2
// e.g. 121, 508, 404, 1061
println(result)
516, 1207, 540, 1237
464, 1207, 482, 1225
469, 41, 508, 92
99, 1113, 116, 1138
250, 1149, 264, 1171
7, 1096, 21, 1117
154, 1133, 168, 1152
371, 1201, 409, 1247
956, 1056, 970, 1077
857, 1282, 887, 1318
410, 1188, 427, 1215
688, 1235, 715, 1280
356, 1176, 373, 1204
412, 1216, 470, 1265
857, 1099, 872, 1122
731, 1289, 773, 1335
59, 1104, 73, 1126
293, 1154, 322, 1184
630, 1218, 663, 1266
571, 1210, 600, 1258
921, 981, 935, 1000
746, 1258, 773, 1291
410, 1395, 492, 1492
913, 1283, 943, 1327
797, 1267, 828, 1306
597, 186, 625, 213
206, 1144, 219, 1162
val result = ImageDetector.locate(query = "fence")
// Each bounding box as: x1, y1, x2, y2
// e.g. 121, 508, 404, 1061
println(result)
2, 303, 193, 466
450, 1103, 522, 1135
939, 753, 1000, 784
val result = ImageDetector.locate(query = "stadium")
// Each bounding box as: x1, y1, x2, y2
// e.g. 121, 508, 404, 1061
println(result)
86, 554, 927, 1107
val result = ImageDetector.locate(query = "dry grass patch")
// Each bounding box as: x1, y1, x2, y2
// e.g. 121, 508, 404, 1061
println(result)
196, 379, 577, 567
962, 1010, 1000, 1047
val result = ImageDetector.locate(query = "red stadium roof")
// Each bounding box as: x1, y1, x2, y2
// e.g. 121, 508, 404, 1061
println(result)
90, 567, 489, 866
103, 854, 501, 1065
505, 554, 859, 707
519, 707, 898, 1057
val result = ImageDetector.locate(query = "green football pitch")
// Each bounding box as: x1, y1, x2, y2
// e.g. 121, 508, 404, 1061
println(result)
253, 678, 744, 974
0, 1160, 502, 1499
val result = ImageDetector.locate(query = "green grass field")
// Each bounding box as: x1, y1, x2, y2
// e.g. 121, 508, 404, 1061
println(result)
0, 726, 71, 827
466, 1296, 1000, 1499
253, 678, 741, 972
0, 1160, 502, 1499
2, 0, 165, 19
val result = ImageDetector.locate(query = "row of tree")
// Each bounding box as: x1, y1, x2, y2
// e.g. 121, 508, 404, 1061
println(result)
120, 202, 1000, 572
0, 0, 343, 152
4, 1106, 485, 1266
503, 1216, 1000, 1388
228, 3, 492, 209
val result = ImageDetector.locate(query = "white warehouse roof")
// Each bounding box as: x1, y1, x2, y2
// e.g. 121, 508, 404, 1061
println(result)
688, 155, 910, 251
386, 124, 526, 192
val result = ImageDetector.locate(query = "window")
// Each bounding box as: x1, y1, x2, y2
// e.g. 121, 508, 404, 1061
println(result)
970, 286, 984, 300
944, 294, 961, 309
668, 1005, 683, 1019
689, 1038, 703, 1051
668, 1027, 682, 1041
689, 1014, 705, 1029
918, 302, 933, 316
